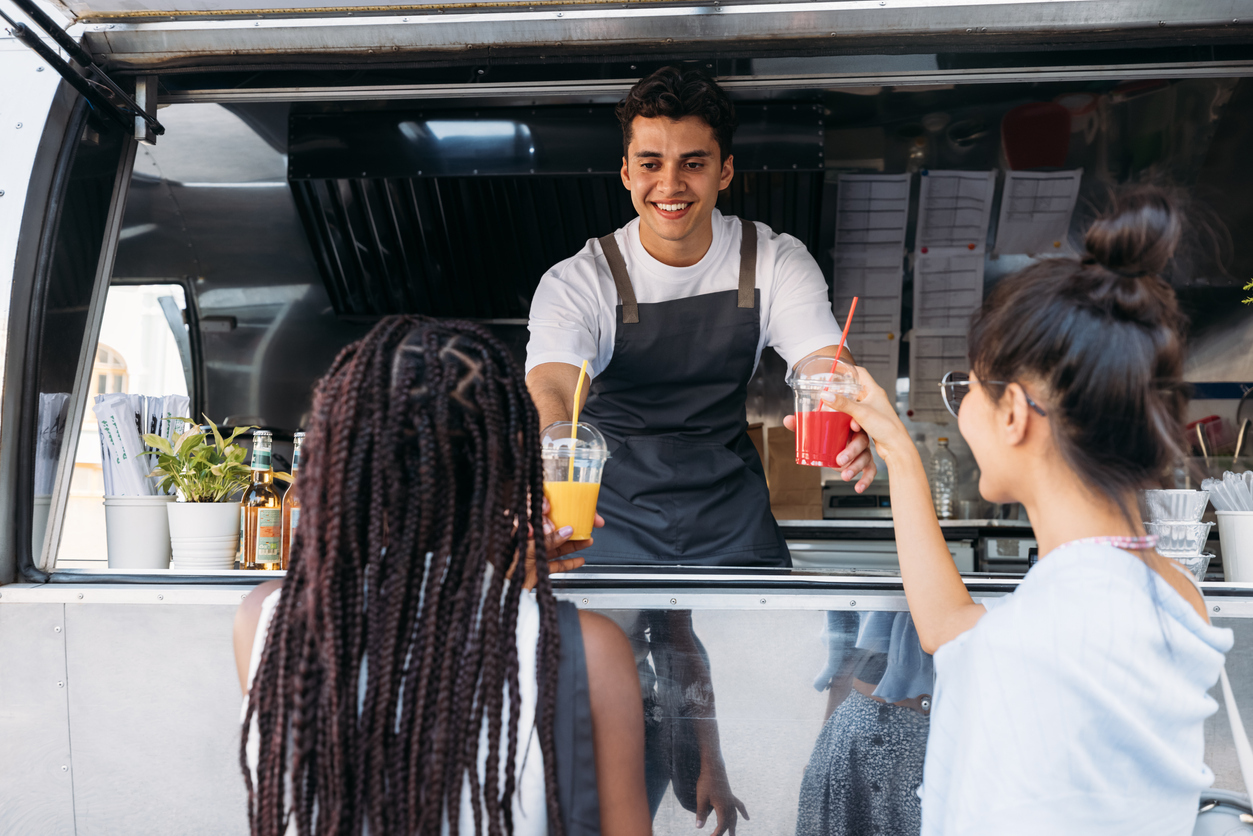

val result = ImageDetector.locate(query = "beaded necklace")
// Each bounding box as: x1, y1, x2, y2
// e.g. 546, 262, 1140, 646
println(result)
1050, 534, 1159, 554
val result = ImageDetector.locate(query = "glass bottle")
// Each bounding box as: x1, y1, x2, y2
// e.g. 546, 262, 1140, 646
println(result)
931, 437, 957, 520
281, 431, 304, 570
242, 430, 282, 570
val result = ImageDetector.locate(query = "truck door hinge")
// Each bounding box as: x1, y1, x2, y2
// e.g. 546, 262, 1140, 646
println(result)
0, 0, 165, 142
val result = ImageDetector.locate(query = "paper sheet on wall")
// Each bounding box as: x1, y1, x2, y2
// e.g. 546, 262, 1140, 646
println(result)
908, 328, 970, 425
913, 170, 994, 334
993, 169, 1083, 256
915, 170, 996, 253
832, 173, 910, 386
913, 253, 986, 329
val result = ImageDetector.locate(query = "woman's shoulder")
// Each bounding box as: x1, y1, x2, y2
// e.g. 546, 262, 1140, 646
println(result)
233, 580, 283, 693
964, 543, 1231, 661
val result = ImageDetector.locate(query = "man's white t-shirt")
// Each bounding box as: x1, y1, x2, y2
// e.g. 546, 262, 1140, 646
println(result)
525, 210, 843, 377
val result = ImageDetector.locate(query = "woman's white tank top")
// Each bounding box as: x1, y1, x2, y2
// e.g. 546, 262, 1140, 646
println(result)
243, 588, 549, 836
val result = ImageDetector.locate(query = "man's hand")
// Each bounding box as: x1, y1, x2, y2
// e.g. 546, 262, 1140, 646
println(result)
782, 414, 878, 493
695, 760, 749, 836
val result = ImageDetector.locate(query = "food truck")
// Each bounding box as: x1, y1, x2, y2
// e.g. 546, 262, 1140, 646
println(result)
5, 0, 1253, 831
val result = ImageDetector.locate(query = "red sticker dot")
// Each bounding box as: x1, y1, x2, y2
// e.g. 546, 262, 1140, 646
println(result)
967, 242, 977, 250
920, 247, 928, 254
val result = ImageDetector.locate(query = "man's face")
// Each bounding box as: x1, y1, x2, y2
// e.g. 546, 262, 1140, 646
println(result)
621, 115, 734, 249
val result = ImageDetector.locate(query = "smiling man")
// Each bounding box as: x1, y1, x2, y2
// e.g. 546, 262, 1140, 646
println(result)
526, 66, 876, 567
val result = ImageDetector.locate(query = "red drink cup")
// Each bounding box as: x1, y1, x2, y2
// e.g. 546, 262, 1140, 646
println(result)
789, 357, 864, 468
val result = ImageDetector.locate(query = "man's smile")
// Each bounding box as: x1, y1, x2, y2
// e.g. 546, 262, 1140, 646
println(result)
651, 200, 695, 220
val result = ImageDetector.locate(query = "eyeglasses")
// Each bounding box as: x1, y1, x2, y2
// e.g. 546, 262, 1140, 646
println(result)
939, 371, 1048, 419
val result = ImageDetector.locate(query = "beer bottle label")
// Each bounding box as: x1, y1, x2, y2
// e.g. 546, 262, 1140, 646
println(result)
251, 432, 273, 471
256, 508, 282, 564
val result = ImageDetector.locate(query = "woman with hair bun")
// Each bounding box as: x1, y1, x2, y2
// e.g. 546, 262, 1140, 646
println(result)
816, 187, 1234, 834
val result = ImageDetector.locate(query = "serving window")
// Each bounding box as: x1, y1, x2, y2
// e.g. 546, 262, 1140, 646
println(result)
23, 64, 1253, 581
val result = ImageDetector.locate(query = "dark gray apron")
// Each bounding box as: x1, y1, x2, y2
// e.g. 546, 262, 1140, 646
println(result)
579, 218, 789, 567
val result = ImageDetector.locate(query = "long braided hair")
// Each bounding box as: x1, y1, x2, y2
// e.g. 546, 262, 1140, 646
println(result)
241, 316, 564, 836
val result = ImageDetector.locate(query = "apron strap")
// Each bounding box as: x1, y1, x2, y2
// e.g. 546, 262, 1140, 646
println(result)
738, 218, 757, 309
601, 220, 757, 322
598, 233, 639, 324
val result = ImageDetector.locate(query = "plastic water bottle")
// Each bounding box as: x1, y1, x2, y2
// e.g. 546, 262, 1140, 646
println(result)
931, 437, 957, 520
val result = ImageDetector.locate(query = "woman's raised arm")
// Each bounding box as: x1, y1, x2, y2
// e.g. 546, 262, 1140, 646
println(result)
822, 372, 984, 654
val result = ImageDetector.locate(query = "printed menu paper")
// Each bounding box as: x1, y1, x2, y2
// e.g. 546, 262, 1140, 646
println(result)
915, 170, 996, 254
832, 173, 911, 385
913, 170, 995, 330
992, 169, 1083, 256
908, 328, 970, 425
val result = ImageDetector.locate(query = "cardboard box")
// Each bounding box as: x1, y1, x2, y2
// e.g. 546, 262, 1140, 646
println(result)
766, 426, 822, 520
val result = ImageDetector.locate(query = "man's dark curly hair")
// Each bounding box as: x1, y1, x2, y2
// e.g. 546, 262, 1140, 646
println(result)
616, 66, 738, 162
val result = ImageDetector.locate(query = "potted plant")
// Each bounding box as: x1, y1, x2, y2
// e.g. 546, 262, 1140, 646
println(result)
144, 417, 291, 569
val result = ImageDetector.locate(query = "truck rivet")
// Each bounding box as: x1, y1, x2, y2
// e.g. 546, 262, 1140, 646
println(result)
879, 1, 885, 5
1159, 20, 1165, 26
1214, 605, 1221, 612
54, 626, 61, 632
581, 598, 589, 605
61, 765, 68, 772
36, 66, 44, 71
670, 598, 677, 605
760, 598, 766, 604
158, 594, 164, 600
849, 600, 856, 606
57, 681, 64, 688
77, 593, 83, 599
15, 123, 22, 129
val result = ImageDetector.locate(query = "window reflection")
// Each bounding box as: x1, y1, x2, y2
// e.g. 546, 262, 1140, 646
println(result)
591, 608, 935, 836
798, 612, 932, 836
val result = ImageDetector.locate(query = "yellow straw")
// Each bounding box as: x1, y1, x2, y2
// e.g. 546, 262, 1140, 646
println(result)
569, 359, 589, 481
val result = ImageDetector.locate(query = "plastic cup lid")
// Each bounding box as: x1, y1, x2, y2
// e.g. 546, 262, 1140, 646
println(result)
541, 421, 610, 460
787, 355, 864, 394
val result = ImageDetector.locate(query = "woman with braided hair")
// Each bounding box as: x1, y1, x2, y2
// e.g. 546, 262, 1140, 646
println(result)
231, 316, 650, 836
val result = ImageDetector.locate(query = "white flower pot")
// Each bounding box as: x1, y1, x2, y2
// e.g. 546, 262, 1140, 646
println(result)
166, 501, 241, 569
104, 495, 177, 569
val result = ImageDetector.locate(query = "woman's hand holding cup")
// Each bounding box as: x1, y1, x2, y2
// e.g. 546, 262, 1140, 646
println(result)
519, 497, 604, 591
814, 366, 915, 468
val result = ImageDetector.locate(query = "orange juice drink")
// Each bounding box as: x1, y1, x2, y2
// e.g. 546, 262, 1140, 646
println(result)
541, 420, 610, 544
543, 481, 601, 540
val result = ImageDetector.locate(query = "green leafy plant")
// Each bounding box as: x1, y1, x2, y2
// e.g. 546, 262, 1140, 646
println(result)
143, 416, 291, 503
1245, 278, 1253, 305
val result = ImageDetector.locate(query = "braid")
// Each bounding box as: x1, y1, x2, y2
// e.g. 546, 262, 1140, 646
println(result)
242, 316, 564, 836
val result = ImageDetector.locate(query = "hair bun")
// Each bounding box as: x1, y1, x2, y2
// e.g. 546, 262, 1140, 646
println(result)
1083, 186, 1182, 279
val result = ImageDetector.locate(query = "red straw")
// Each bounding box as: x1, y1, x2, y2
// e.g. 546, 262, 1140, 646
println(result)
831, 296, 859, 374
820, 297, 859, 409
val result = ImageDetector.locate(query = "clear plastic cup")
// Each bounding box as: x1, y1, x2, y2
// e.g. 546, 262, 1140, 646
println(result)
541, 422, 610, 541
789, 356, 865, 468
